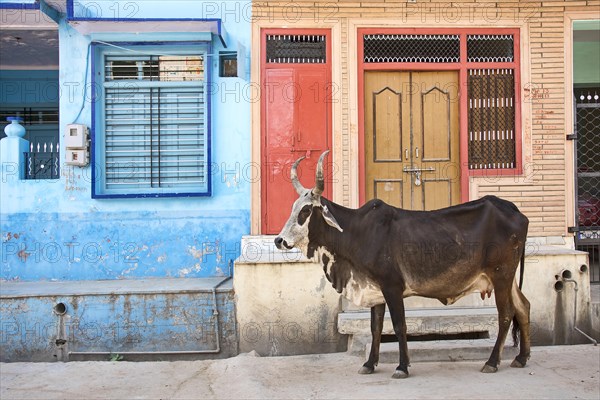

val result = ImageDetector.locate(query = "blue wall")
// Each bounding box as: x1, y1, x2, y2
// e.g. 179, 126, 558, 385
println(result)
0, 289, 237, 361
1, 1, 251, 281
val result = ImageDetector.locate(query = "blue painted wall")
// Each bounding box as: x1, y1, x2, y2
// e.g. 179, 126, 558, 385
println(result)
0, 289, 237, 361
1, 1, 252, 281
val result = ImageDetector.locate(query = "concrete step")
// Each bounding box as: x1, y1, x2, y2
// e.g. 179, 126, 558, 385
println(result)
367, 339, 519, 363
338, 307, 499, 338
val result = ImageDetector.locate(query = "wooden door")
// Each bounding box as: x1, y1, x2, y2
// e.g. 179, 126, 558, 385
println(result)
365, 71, 459, 210
262, 66, 331, 234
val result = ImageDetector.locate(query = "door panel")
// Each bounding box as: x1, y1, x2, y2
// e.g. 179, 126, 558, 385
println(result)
262, 66, 331, 234
413, 71, 460, 210
365, 71, 459, 211
365, 72, 411, 209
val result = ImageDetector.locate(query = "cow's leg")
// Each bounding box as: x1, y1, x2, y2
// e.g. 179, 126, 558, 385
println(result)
382, 289, 410, 379
510, 282, 531, 368
358, 303, 386, 374
482, 281, 515, 373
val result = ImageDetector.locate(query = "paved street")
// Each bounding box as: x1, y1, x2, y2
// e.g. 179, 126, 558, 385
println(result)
1, 345, 599, 399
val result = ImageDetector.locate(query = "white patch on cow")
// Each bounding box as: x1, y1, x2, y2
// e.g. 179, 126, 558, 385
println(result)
316, 246, 335, 277
343, 271, 385, 308
276, 190, 315, 253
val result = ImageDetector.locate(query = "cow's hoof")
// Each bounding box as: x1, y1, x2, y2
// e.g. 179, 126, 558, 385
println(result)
481, 364, 498, 373
510, 359, 526, 368
391, 369, 409, 379
358, 365, 374, 375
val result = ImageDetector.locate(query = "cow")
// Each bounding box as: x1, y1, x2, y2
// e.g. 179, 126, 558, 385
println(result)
274, 151, 531, 379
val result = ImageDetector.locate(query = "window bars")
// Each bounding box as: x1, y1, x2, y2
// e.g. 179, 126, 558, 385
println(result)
467, 69, 516, 169
99, 52, 209, 195
103, 86, 207, 191
363, 34, 460, 63
24, 142, 60, 180
362, 33, 514, 64
266, 35, 327, 63
467, 35, 514, 63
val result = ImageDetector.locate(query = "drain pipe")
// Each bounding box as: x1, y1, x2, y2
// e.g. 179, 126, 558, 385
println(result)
555, 268, 597, 346
54, 302, 68, 361
68, 276, 232, 358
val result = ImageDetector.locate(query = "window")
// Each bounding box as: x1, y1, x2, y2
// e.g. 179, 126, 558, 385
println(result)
466, 35, 518, 171
219, 52, 237, 77
92, 43, 211, 198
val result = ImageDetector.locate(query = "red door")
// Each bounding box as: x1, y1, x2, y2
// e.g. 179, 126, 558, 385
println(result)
261, 30, 332, 234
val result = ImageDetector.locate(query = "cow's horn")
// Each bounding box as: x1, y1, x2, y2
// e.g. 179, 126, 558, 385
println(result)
313, 150, 329, 197
291, 156, 307, 195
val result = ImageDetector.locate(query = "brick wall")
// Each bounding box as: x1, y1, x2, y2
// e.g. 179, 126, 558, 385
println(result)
253, 0, 600, 237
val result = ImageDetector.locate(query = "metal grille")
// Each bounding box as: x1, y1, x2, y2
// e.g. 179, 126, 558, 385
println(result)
467, 35, 514, 63
104, 86, 207, 191
573, 88, 600, 283
24, 142, 60, 180
363, 34, 460, 63
467, 69, 516, 169
105, 55, 204, 82
0, 107, 59, 125
266, 35, 326, 63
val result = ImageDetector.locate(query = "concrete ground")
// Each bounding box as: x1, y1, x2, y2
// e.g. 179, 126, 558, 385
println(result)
1, 345, 599, 400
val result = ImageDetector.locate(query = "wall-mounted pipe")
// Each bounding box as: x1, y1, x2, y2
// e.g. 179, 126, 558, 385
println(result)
54, 302, 68, 361
555, 272, 597, 346
68, 276, 232, 358
53, 302, 67, 316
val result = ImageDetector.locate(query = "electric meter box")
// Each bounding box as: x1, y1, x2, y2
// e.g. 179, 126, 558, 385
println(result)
65, 124, 88, 149
66, 149, 89, 167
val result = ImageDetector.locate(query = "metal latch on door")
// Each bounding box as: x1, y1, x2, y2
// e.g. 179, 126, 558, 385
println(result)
403, 166, 435, 187
291, 148, 321, 158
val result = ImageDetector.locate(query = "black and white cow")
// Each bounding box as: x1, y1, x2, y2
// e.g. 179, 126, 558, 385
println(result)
275, 151, 531, 379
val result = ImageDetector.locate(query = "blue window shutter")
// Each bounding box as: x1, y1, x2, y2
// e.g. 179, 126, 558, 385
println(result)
93, 46, 210, 197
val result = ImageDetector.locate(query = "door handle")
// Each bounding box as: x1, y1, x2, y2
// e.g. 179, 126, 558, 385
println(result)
405, 148, 409, 160
403, 166, 435, 173
291, 148, 321, 158
415, 147, 419, 159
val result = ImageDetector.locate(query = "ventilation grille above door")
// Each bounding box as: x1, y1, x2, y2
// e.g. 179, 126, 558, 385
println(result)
363, 34, 460, 63
266, 35, 327, 63
467, 35, 514, 63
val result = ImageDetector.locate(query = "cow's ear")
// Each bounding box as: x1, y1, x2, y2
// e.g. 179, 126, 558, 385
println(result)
322, 205, 343, 232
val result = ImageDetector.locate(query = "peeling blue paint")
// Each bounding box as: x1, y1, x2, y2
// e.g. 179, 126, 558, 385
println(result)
0, 289, 237, 361
1, 210, 248, 281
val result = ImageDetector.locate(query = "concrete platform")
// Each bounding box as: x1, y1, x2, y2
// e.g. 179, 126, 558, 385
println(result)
338, 307, 499, 337
1, 345, 598, 399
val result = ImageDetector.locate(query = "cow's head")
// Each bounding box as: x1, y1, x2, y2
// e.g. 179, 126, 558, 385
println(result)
274, 151, 343, 252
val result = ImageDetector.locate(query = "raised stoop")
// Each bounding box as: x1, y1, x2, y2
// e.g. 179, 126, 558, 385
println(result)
338, 307, 500, 357
367, 340, 519, 364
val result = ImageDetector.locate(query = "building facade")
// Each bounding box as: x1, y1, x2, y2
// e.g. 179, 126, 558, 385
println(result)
1, 0, 251, 360
1, 0, 599, 360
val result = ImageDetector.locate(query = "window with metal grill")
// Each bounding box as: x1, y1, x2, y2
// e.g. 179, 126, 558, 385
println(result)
363, 34, 460, 63
93, 45, 210, 198
467, 35, 514, 63
467, 69, 516, 169
266, 34, 326, 63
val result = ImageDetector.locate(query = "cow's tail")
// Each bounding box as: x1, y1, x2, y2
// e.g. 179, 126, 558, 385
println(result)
511, 246, 526, 347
